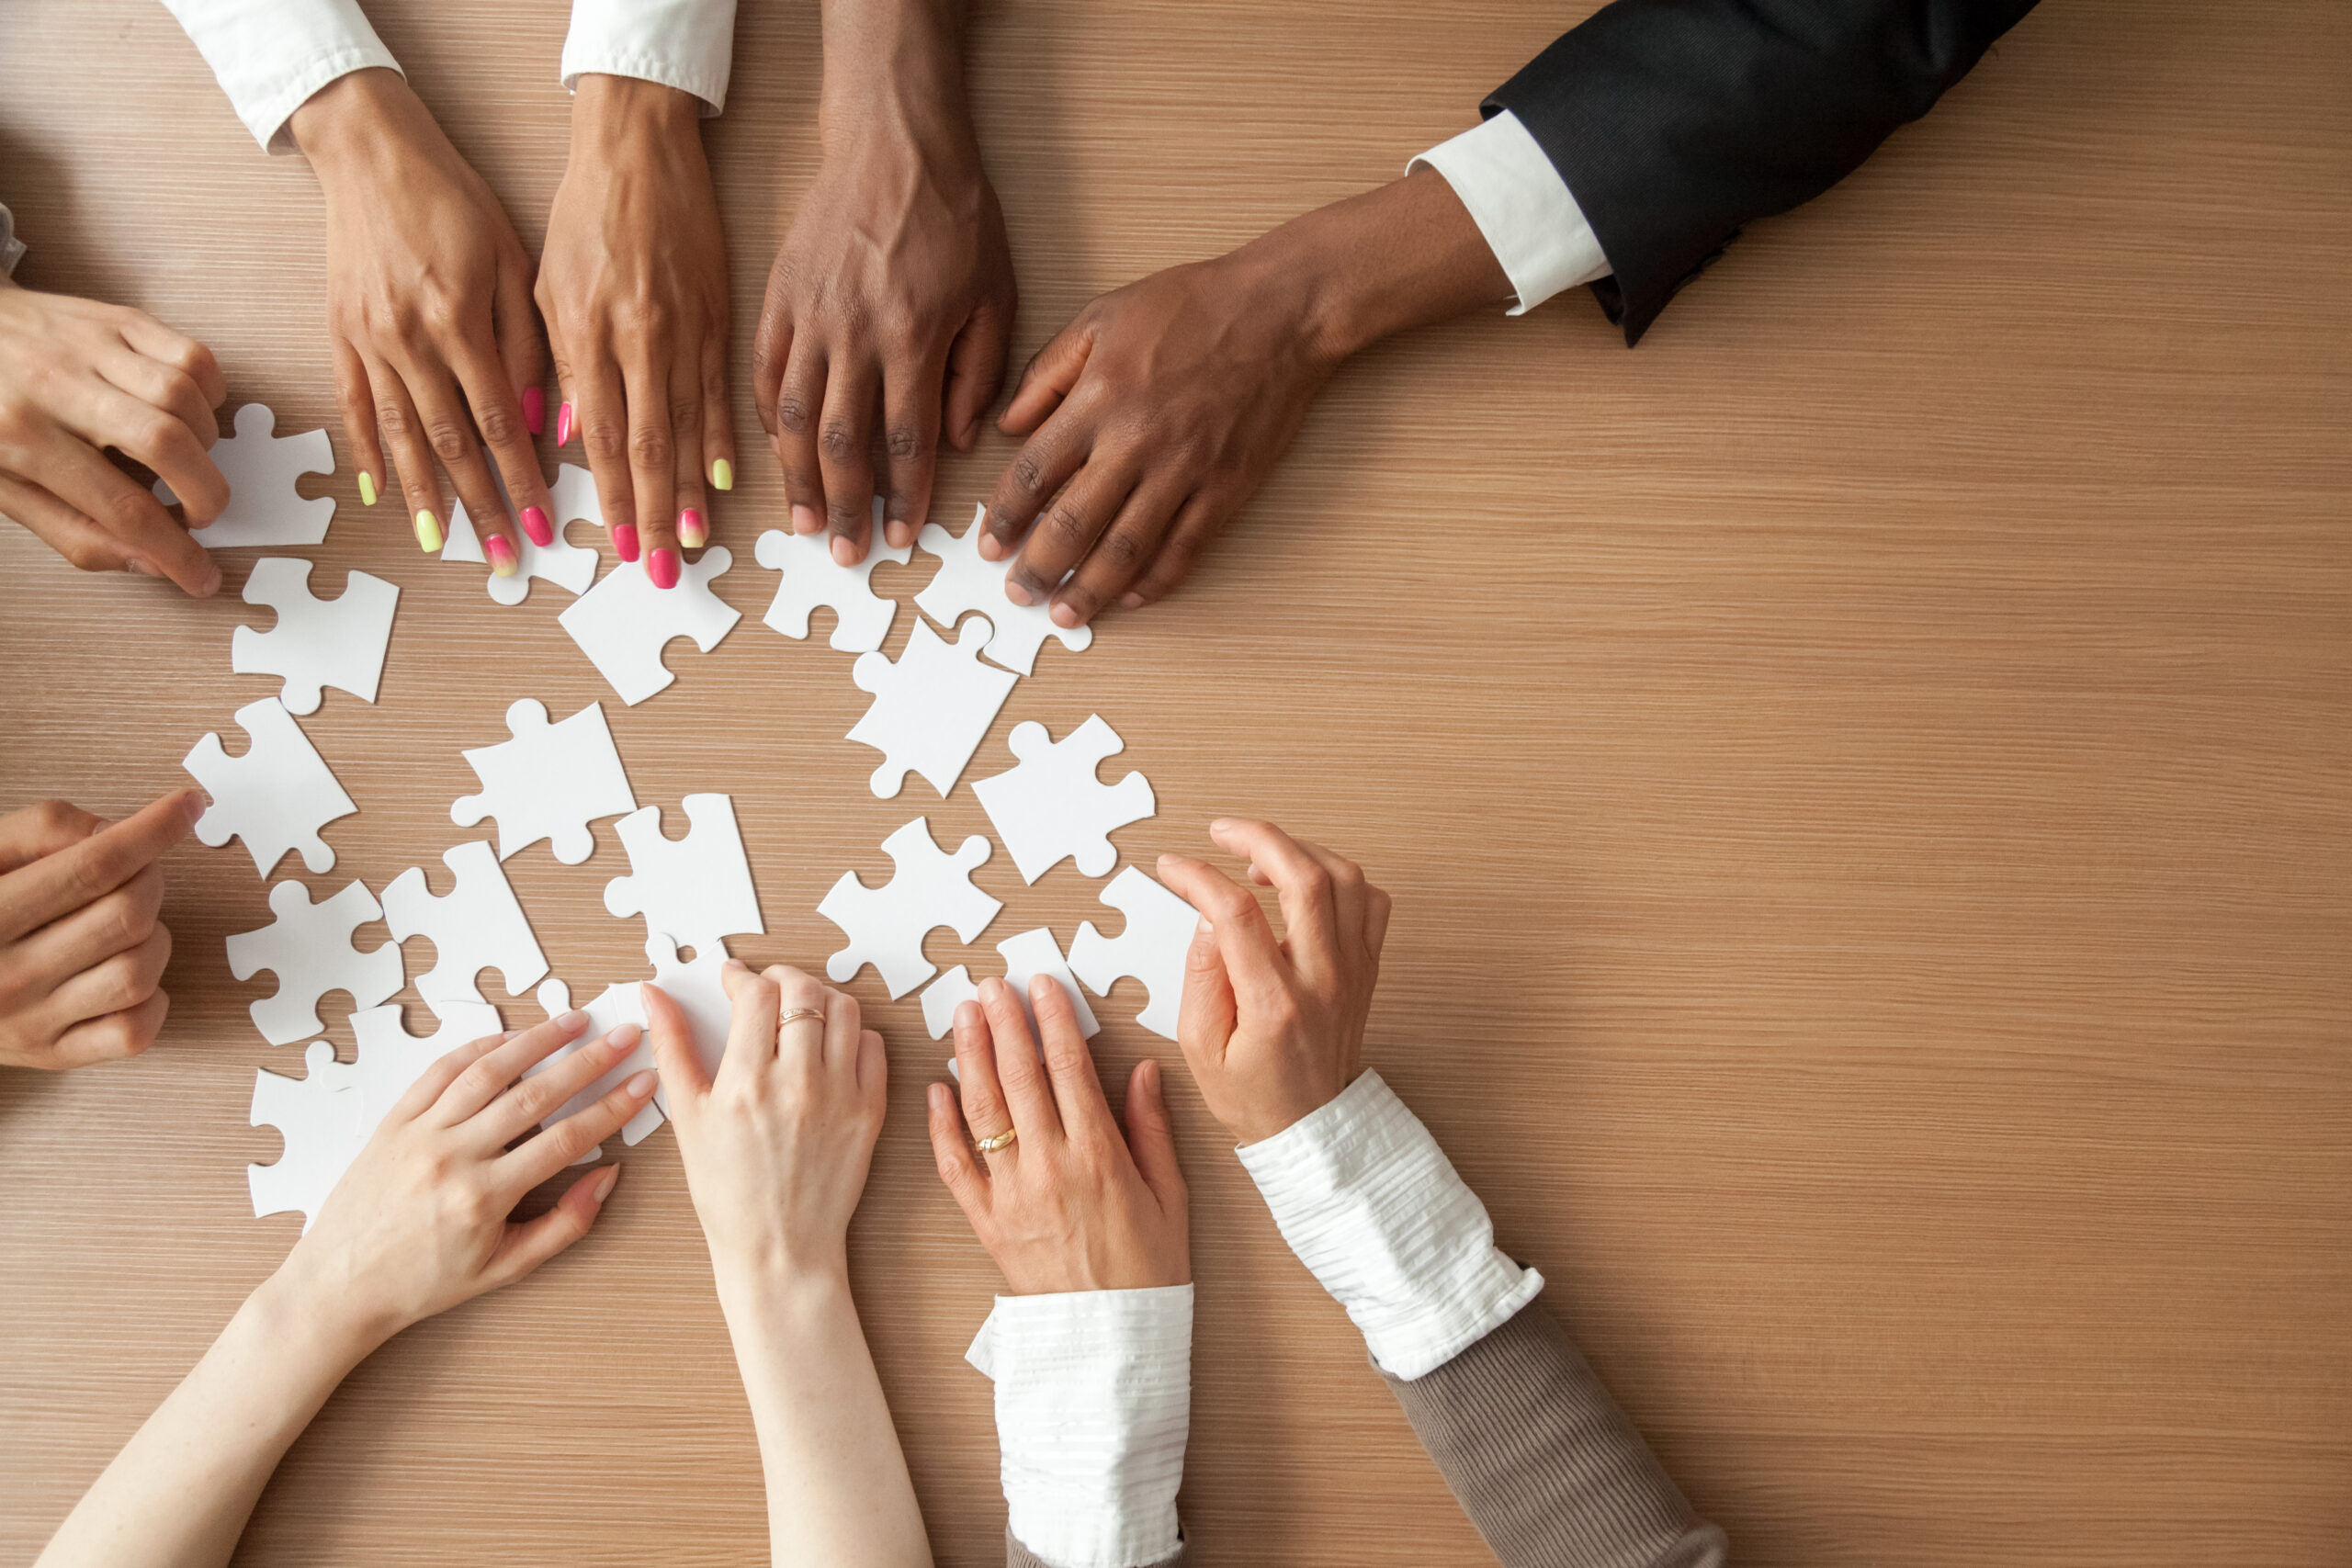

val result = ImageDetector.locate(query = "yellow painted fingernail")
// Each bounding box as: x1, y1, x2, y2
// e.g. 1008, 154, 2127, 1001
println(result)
710, 457, 733, 491
413, 509, 443, 553
357, 470, 378, 507
484, 534, 518, 577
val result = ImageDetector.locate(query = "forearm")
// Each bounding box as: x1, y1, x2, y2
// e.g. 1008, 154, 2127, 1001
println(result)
36, 1270, 377, 1568
718, 1264, 932, 1568
818, 0, 975, 158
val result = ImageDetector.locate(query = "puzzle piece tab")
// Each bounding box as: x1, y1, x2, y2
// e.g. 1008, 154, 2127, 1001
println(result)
754, 499, 910, 653
452, 699, 636, 864
847, 616, 1019, 799
161, 402, 335, 548
444, 462, 603, 605
915, 504, 1093, 675
184, 697, 357, 876
604, 794, 763, 958
248, 1040, 364, 1231
559, 546, 741, 705
819, 818, 1001, 998
230, 558, 399, 714
921, 926, 1102, 1042
1069, 866, 1201, 1041
226, 879, 402, 1045
382, 840, 548, 1013
973, 716, 1155, 884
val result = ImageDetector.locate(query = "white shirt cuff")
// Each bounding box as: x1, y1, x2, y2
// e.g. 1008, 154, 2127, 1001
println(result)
967, 1285, 1192, 1568
560, 0, 738, 115
1409, 108, 1611, 317
1238, 1071, 1543, 1381
158, 0, 401, 153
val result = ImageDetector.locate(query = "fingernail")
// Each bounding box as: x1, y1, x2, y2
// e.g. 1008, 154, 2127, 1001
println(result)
792, 503, 822, 536
126, 558, 158, 577
1050, 602, 1080, 628
625, 1070, 658, 1098
722, 957, 747, 972
1210, 818, 1233, 832
414, 509, 443, 553
831, 535, 856, 567
485, 535, 518, 578
649, 547, 679, 590
199, 564, 223, 596
1002, 579, 1035, 607
520, 505, 552, 547
1196, 917, 1214, 937
593, 1167, 619, 1202
555, 400, 575, 446
559, 1010, 588, 1032
678, 508, 707, 548
1121, 592, 1145, 610
613, 523, 640, 562
180, 789, 207, 826
978, 530, 1003, 561
885, 519, 912, 548
522, 385, 546, 435
357, 470, 378, 507
710, 457, 733, 491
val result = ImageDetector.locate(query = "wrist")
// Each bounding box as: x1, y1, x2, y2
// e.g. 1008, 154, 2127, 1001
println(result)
288, 67, 424, 173
571, 72, 703, 154
246, 1262, 389, 1376
714, 1248, 853, 1319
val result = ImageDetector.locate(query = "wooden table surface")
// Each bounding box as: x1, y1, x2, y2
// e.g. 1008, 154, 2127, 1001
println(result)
2, 2, 2346, 1563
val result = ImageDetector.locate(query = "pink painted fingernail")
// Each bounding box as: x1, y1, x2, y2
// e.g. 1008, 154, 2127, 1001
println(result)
613, 523, 640, 562
678, 507, 707, 548
649, 547, 680, 590
484, 534, 518, 578
520, 505, 552, 547
556, 400, 575, 446
522, 385, 546, 435
792, 503, 822, 536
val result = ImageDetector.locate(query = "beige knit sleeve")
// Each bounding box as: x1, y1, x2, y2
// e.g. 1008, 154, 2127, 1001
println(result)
1382, 1298, 1727, 1568
1005, 1525, 1185, 1567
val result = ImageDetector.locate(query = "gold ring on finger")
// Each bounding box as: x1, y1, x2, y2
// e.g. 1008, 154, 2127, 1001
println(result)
776, 1008, 825, 1029
975, 1127, 1018, 1155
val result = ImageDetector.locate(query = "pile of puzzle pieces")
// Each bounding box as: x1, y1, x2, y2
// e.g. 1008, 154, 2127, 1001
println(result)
178, 405, 1202, 1231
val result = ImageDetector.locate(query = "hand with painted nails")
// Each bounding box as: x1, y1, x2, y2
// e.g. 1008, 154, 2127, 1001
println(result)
538, 73, 732, 592
0, 276, 228, 595
928, 976, 1189, 1292
288, 68, 554, 582
752, 0, 1015, 568
0, 790, 199, 1070
1156, 820, 1394, 1146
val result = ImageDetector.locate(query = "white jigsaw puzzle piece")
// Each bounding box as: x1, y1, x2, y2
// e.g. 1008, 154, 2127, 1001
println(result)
381, 840, 548, 1013
247, 1040, 364, 1231
226, 879, 403, 1045
602, 793, 763, 957
443, 462, 604, 605
846, 616, 1019, 798
914, 503, 1093, 675
528, 975, 663, 1147
819, 818, 1001, 998
646, 933, 735, 1118
229, 558, 399, 714
451, 698, 636, 864
184, 697, 357, 877
559, 546, 741, 705
1068, 866, 1201, 1042
161, 402, 335, 548
753, 499, 910, 653
351, 1000, 504, 1133
922, 926, 1102, 1043
972, 716, 1155, 884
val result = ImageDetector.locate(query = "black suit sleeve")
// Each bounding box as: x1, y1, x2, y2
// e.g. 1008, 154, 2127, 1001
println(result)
1485, 0, 2039, 344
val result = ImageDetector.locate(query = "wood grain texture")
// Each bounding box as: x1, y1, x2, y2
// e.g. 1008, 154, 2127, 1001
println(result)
1, 1, 2347, 1563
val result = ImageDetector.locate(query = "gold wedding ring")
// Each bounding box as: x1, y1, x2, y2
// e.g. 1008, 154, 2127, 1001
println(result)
775, 1008, 825, 1028
975, 1127, 1019, 1154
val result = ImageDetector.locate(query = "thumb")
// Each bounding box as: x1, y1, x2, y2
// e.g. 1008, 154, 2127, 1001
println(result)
1123, 1058, 1186, 1213
944, 297, 1013, 451
996, 319, 1092, 436
641, 982, 708, 1113
1175, 912, 1237, 1082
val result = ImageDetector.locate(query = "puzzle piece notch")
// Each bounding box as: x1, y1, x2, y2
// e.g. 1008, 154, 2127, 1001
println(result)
921, 926, 1102, 1043
443, 461, 604, 606
184, 697, 357, 877
161, 402, 336, 548
248, 1040, 364, 1231
973, 716, 1156, 884
819, 818, 1002, 998
226, 879, 403, 1045
558, 546, 741, 705
847, 616, 1021, 799
602, 793, 763, 958
229, 558, 400, 714
351, 1000, 504, 1133
754, 499, 910, 653
1068, 867, 1201, 1042
381, 840, 548, 1015
914, 503, 1093, 675
452, 699, 637, 864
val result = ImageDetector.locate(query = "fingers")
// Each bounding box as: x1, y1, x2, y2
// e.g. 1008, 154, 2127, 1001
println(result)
699, 332, 735, 506
490, 238, 548, 438
856, 1026, 887, 1104
978, 976, 1062, 1143
366, 355, 448, 555
669, 342, 708, 553
818, 356, 879, 566
979, 414, 1090, 576
1119, 492, 1224, 610
471, 1023, 642, 1148
1207, 819, 1342, 984
995, 321, 1092, 438
1174, 911, 1238, 1066
0, 789, 198, 945
1006, 457, 1135, 611
499, 1064, 658, 1191
96, 341, 220, 449
0, 797, 103, 877
113, 310, 229, 412
950, 998, 1018, 1150
451, 342, 557, 569
28, 434, 220, 594
942, 297, 1012, 454
1155, 850, 1292, 1008
332, 337, 389, 512
17, 863, 164, 998
1030, 974, 1114, 1143
1365, 883, 1394, 961
571, 347, 639, 563
710, 961, 782, 1082
385, 1026, 512, 1125
879, 340, 947, 548
405, 359, 518, 573
926, 1079, 990, 1224
47, 987, 171, 1068
482, 1163, 621, 1292
620, 346, 678, 580
1050, 477, 1184, 628
430, 1011, 590, 1126
749, 283, 790, 449
40, 922, 171, 1033
83, 375, 226, 524
1122, 1058, 1186, 1213
775, 344, 828, 541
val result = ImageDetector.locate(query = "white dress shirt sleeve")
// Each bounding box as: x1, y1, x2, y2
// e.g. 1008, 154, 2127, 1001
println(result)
157, 0, 401, 154
1409, 108, 1613, 317
560, 0, 739, 115
967, 1284, 1193, 1568
1237, 1071, 1544, 1382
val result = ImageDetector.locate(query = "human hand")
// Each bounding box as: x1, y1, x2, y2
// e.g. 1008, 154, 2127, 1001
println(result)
0, 790, 199, 1070
651, 963, 887, 1286
0, 278, 227, 594
538, 73, 732, 587
752, 2, 1014, 564
1156, 819, 1393, 1145
289, 68, 553, 577
277, 1011, 654, 1346
927, 976, 1187, 1292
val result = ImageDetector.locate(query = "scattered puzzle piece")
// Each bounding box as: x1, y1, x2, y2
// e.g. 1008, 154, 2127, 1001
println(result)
229, 557, 399, 714
819, 818, 1001, 998
559, 546, 741, 705
602, 793, 763, 958
915, 503, 1093, 675
847, 616, 1019, 798
922, 926, 1102, 1043
247, 1040, 364, 1231
184, 697, 357, 876
452, 699, 636, 864
1069, 866, 1201, 1041
226, 879, 402, 1045
160, 402, 335, 548
972, 716, 1155, 884
351, 999, 504, 1133
382, 840, 548, 1013
754, 499, 910, 653
444, 462, 603, 605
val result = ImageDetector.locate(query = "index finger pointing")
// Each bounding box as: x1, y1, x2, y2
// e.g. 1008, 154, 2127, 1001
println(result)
0, 790, 200, 944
